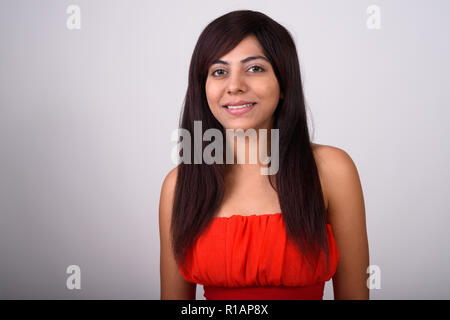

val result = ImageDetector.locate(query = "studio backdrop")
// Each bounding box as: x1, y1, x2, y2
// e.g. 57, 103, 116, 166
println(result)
0, 0, 449, 299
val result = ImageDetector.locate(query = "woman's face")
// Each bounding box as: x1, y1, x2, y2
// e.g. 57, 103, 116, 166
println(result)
205, 35, 283, 131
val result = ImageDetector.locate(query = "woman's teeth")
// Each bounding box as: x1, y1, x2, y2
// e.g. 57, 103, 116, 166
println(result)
226, 103, 255, 109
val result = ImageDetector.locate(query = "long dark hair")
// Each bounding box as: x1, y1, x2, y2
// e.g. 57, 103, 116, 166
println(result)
171, 10, 331, 273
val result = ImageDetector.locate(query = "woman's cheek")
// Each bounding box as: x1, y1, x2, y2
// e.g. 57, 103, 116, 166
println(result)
206, 86, 222, 109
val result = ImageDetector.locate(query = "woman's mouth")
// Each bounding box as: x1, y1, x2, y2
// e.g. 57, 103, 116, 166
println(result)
223, 102, 256, 115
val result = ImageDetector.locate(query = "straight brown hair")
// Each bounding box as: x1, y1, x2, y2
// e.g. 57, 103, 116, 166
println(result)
171, 10, 331, 273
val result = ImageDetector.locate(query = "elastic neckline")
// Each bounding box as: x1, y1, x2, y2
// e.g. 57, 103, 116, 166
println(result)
213, 213, 332, 226
214, 212, 282, 220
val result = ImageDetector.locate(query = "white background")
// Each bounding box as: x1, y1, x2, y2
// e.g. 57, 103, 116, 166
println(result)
0, 0, 449, 299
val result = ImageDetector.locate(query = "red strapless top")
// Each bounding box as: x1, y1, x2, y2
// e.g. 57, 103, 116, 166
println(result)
178, 213, 339, 300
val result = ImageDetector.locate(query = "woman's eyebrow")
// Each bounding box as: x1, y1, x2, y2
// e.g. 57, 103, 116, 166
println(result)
211, 55, 269, 65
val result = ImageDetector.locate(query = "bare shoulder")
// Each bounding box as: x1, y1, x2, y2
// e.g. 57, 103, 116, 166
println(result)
311, 144, 369, 299
161, 166, 179, 192
160, 166, 180, 203
159, 165, 196, 299
311, 143, 361, 197
159, 166, 179, 222
311, 143, 362, 219
311, 143, 356, 173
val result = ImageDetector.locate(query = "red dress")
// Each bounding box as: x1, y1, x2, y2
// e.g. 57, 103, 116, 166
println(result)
178, 213, 339, 300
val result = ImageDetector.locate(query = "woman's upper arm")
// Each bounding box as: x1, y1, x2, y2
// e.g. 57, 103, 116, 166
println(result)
159, 166, 197, 300
319, 146, 370, 300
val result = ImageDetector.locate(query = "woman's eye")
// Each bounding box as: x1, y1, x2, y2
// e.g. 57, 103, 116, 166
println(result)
211, 65, 265, 77
212, 69, 226, 76
249, 65, 265, 72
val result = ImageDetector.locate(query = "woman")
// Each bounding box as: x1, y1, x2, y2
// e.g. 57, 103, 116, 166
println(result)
159, 10, 369, 300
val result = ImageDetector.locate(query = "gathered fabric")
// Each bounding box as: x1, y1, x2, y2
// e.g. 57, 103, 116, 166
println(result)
178, 213, 339, 300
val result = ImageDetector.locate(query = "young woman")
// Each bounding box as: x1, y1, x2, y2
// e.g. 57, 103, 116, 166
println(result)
159, 10, 369, 300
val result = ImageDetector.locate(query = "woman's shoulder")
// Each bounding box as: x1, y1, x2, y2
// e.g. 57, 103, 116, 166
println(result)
311, 143, 360, 215
161, 165, 179, 191
164, 165, 179, 181
311, 143, 355, 171
311, 143, 359, 190
159, 166, 180, 220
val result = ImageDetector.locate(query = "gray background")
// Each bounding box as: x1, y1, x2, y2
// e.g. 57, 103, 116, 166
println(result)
0, 0, 449, 299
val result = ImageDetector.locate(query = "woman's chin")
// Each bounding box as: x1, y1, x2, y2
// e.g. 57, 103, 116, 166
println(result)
221, 120, 261, 132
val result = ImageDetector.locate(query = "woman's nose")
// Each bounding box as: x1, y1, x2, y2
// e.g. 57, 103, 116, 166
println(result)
226, 72, 247, 94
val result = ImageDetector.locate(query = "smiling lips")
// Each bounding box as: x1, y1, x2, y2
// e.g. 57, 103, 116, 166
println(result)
223, 101, 256, 115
